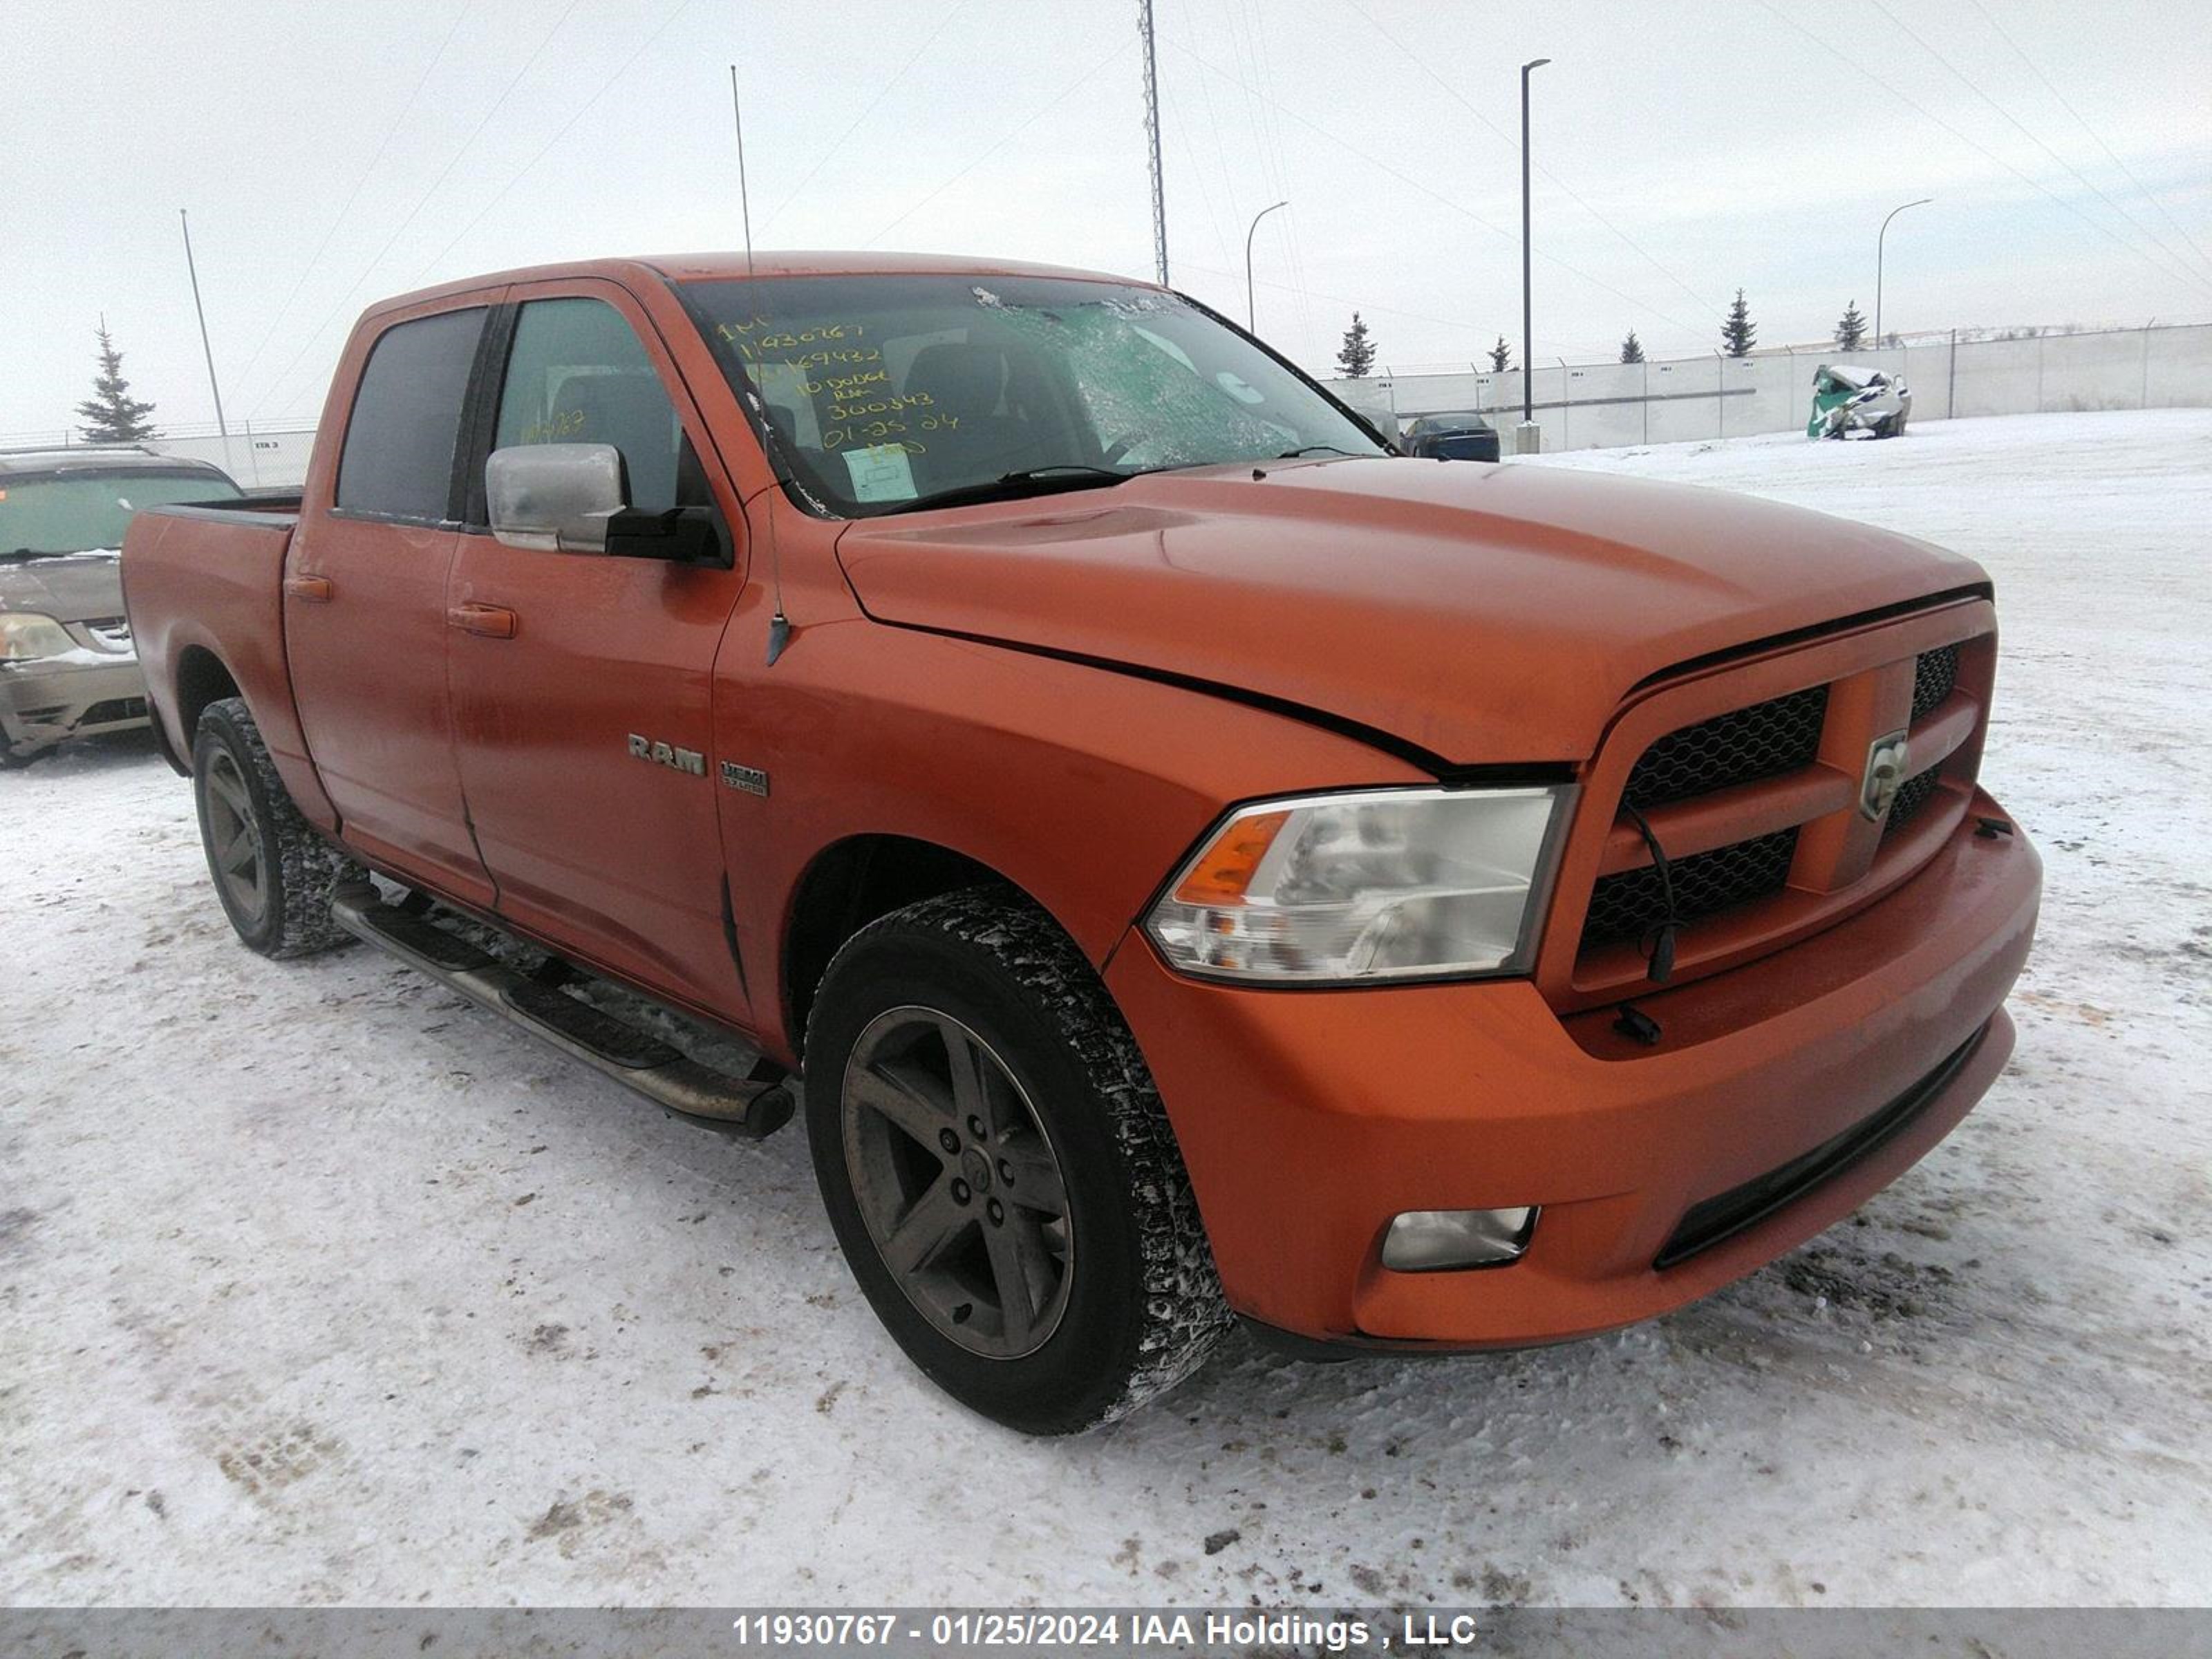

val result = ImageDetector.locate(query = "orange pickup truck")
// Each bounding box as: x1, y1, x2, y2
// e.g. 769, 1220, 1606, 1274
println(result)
122, 253, 2039, 1434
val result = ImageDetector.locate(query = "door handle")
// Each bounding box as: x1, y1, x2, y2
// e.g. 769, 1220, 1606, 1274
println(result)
284, 574, 332, 603
448, 602, 519, 639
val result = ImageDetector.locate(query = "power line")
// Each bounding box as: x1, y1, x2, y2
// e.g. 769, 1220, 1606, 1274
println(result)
1962, 0, 2212, 283
757, 0, 972, 237
1176, 259, 1494, 344
245, 0, 593, 416
1866, 0, 2212, 294
1161, 75, 1235, 270
1754, 1, 2212, 304
864, 37, 1136, 248
1175, 0, 1246, 267
407, 0, 698, 286
1237, 1, 1320, 357
1338, 0, 1724, 318
1167, 38, 1713, 345
231, 1, 477, 400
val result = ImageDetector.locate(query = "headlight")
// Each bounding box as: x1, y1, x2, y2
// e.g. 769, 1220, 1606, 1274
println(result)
1144, 785, 1575, 983
0, 612, 78, 664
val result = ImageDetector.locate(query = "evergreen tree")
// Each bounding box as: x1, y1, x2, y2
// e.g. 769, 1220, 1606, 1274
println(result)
1834, 300, 1868, 352
1619, 329, 1645, 364
1721, 288, 1756, 357
1334, 312, 1377, 378
75, 319, 158, 444
1485, 335, 1512, 372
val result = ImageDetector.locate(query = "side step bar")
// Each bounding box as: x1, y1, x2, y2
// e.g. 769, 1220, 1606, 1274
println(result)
331, 882, 793, 1138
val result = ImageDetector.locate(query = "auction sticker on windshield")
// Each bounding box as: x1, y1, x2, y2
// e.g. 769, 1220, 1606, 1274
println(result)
842, 443, 917, 503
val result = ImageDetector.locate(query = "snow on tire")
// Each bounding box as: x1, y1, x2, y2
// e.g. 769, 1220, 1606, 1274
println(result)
191, 696, 362, 959
803, 886, 1232, 1434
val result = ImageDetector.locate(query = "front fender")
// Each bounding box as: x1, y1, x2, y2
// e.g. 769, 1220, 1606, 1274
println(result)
711, 609, 1428, 1060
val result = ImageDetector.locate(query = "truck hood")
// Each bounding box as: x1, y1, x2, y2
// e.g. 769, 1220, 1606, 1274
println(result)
0, 549, 125, 624
833, 457, 1987, 764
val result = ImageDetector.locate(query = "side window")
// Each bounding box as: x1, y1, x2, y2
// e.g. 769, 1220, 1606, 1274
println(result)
494, 299, 684, 513
335, 307, 485, 521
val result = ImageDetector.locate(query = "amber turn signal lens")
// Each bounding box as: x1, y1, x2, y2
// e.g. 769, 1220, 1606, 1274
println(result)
1172, 808, 1291, 904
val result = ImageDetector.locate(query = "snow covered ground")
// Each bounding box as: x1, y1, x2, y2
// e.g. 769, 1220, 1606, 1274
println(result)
3, 411, 2208, 1610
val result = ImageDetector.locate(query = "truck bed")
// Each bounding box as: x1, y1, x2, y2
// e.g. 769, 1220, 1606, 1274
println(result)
121, 503, 335, 829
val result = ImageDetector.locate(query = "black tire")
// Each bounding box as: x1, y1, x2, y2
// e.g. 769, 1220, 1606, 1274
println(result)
191, 696, 360, 959
803, 888, 1230, 1434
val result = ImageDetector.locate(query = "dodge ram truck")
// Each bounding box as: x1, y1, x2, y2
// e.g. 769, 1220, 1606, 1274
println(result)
122, 253, 2040, 1434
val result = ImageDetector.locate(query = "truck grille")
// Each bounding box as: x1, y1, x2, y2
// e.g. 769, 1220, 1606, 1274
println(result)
1880, 765, 1944, 841
1910, 644, 1958, 722
1553, 624, 1991, 1006
1622, 684, 1828, 809
1582, 828, 1799, 948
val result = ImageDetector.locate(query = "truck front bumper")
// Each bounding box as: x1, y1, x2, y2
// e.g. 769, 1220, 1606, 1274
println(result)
0, 655, 150, 760
1105, 787, 2040, 1349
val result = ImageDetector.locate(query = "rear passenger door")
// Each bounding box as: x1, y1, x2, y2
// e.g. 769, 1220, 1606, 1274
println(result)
285, 300, 497, 907
444, 281, 753, 1015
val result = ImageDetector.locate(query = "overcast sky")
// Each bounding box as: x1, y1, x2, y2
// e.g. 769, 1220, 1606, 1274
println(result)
6, 0, 2209, 439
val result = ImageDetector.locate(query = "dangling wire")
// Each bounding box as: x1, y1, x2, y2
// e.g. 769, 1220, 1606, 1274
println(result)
1621, 801, 1680, 985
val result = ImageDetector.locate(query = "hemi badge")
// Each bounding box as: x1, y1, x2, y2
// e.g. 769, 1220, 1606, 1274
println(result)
721, 761, 770, 797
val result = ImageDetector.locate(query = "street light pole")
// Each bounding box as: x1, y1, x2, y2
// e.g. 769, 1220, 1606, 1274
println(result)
178, 209, 229, 453
1244, 200, 1288, 332
1519, 57, 1550, 447
1875, 196, 1931, 347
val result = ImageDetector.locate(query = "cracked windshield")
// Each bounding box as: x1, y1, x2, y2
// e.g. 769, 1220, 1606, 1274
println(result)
680, 273, 1387, 516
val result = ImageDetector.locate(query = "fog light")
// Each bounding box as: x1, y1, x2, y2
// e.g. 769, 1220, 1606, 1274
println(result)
1381, 1206, 1537, 1272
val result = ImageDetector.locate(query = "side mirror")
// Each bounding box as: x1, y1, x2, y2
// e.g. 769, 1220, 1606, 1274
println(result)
487, 444, 625, 552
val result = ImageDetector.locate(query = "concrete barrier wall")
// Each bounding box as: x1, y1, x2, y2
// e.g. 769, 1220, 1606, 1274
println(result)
1332, 322, 2212, 450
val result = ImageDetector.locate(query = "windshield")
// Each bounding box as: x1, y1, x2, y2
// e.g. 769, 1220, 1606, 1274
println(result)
0, 468, 241, 555
676, 274, 1388, 516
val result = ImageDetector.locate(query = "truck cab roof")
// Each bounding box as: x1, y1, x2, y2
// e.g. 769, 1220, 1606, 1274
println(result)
374, 250, 1152, 320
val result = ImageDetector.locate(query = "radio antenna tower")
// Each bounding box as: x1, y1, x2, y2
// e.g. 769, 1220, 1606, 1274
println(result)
1138, 0, 1169, 285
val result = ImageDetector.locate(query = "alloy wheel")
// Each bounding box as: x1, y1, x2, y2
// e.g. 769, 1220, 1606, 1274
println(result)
202, 748, 269, 926
839, 1006, 1074, 1360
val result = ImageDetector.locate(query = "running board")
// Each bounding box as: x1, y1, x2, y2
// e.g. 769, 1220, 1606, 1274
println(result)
330, 882, 792, 1138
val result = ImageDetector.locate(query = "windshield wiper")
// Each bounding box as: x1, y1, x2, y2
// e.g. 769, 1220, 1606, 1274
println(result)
2, 547, 75, 561
888, 465, 1140, 516
1275, 444, 1365, 459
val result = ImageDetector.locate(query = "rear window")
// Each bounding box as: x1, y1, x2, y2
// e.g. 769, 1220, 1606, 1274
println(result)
335, 308, 486, 521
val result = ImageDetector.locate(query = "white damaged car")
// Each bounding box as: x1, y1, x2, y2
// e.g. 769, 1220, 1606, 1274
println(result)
1808, 363, 1912, 440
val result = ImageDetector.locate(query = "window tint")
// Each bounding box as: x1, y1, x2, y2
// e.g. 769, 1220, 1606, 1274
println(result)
494, 299, 682, 512
335, 307, 485, 520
